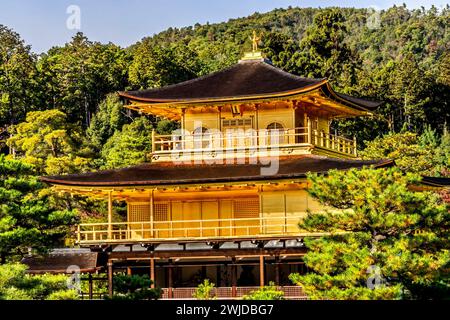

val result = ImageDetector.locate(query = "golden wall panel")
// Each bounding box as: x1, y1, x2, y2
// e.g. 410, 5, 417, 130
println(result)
201, 201, 219, 237
171, 201, 184, 237
257, 108, 292, 131
260, 193, 285, 234
183, 202, 201, 237
185, 113, 219, 132
219, 200, 233, 236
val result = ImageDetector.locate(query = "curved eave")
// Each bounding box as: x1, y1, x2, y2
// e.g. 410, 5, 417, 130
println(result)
119, 81, 379, 119
39, 159, 394, 189
118, 79, 328, 106
322, 83, 380, 114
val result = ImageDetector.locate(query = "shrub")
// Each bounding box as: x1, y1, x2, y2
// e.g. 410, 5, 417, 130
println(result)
193, 279, 216, 300
110, 274, 162, 300
243, 282, 285, 300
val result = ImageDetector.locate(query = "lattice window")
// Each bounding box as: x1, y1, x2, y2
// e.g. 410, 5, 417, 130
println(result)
154, 203, 169, 221
234, 198, 259, 218
128, 203, 150, 222
222, 118, 252, 128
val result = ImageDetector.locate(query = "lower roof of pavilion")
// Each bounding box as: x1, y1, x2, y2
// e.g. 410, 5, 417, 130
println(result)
119, 58, 382, 121
40, 155, 394, 199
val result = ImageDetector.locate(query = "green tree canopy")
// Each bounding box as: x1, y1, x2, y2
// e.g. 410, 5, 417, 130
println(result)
0, 25, 37, 128
85, 93, 129, 153
128, 40, 204, 90
36, 32, 130, 127
0, 155, 77, 263
0, 263, 79, 300
360, 130, 450, 176
290, 167, 449, 300
288, 8, 360, 89
101, 116, 153, 169
7, 109, 91, 175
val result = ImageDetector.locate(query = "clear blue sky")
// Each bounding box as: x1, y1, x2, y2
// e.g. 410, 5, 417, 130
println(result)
0, 0, 447, 53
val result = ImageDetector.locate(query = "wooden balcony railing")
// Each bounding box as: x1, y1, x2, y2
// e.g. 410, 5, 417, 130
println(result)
161, 286, 307, 300
76, 215, 321, 244
152, 126, 357, 157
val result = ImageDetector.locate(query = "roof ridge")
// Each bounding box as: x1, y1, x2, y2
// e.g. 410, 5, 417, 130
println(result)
123, 63, 242, 95
259, 61, 326, 83
122, 60, 325, 97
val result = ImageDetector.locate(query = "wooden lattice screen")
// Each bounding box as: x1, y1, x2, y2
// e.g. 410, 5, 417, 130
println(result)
233, 198, 259, 219
128, 203, 150, 223
128, 203, 151, 239
154, 203, 169, 221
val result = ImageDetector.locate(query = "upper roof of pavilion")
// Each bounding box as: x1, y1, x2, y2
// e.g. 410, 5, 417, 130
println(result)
118, 55, 382, 120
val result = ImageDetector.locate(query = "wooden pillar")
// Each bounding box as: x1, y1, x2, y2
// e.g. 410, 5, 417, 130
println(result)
88, 273, 93, 300
168, 260, 173, 299
150, 258, 155, 288
217, 264, 221, 287
231, 257, 237, 298
259, 186, 264, 234
182, 108, 186, 131
150, 190, 154, 238
151, 129, 156, 153
107, 260, 113, 298
259, 255, 265, 287
353, 136, 358, 156
274, 256, 280, 286
127, 267, 132, 275
107, 191, 113, 240
307, 118, 312, 144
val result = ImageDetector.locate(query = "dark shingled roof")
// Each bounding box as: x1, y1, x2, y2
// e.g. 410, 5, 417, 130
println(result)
22, 252, 100, 274
334, 92, 383, 111
421, 176, 450, 187
40, 155, 394, 187
119, 59, 382, 110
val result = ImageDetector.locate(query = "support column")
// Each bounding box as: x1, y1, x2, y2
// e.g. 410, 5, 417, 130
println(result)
259, 255, 265, 287
107, 260, 113, 298
150, 258, 155, 288
231, 257, 237, 298
88, 273, 93, 300
168, 260, 173, 299
151, 129, 156, 153
127, 267, 132, 275
274, 256, 280, 286
150, 190, 154, 238
107, 191, 113, 240
307, 118, 312, 144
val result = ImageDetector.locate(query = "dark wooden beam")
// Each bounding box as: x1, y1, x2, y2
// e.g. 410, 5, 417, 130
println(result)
108, 247, 306, 260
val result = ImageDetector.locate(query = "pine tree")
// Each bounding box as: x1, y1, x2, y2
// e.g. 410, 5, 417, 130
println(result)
0, 155, 77, 263
290, 167, 449, 300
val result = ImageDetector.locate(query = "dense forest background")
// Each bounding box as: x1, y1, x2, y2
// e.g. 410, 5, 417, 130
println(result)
0, 5, 449, 177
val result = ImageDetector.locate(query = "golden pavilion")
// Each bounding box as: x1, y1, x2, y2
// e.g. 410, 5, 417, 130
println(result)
40, 49, 394, 299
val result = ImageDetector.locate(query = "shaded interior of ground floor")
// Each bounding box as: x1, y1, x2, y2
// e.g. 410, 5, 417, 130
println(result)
111, 255, 307, 288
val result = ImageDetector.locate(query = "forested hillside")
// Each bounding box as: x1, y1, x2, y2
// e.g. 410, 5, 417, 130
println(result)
0, 5, 449, 174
